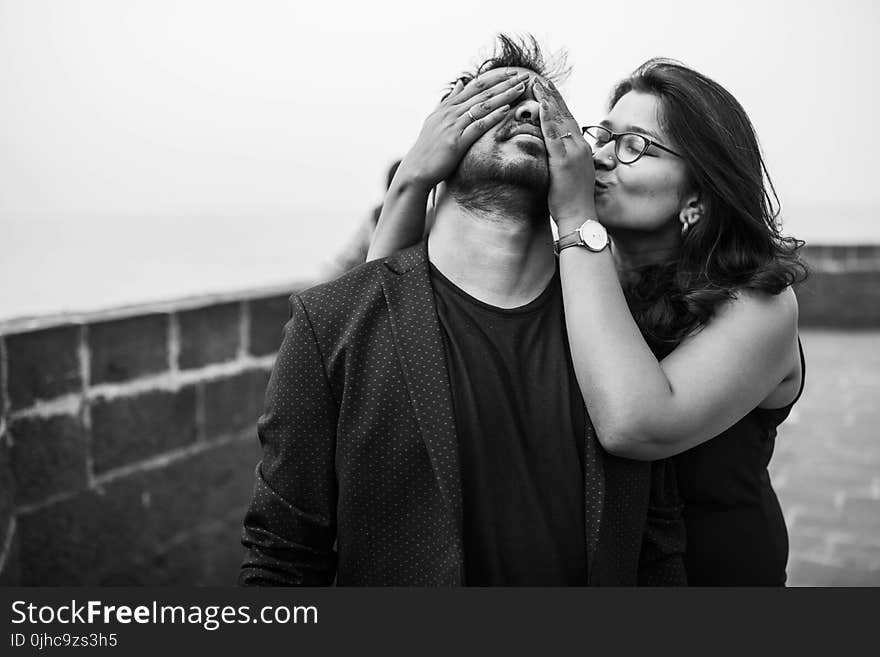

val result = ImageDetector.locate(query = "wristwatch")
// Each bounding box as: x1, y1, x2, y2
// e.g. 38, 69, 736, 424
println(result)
553, 219, 609, 255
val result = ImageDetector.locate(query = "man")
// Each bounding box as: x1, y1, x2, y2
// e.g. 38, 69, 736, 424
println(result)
239, 35, 685, 586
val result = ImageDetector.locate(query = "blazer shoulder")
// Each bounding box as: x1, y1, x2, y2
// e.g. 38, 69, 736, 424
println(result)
295, 243, 428, 317
295, 259, 387, 313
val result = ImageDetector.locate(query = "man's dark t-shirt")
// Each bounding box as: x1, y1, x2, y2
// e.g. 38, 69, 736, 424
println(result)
430, 263, 588, 585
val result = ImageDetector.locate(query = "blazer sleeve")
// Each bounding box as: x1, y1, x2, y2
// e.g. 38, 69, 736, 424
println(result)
637, 458, 688, 586
238, 295, 339, 586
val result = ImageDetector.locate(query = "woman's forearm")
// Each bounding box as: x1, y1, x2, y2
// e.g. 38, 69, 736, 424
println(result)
557, 238, 677, 460
366, 174, 432, 261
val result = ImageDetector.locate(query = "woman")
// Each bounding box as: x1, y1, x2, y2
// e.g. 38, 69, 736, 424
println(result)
367, 57, 806, 585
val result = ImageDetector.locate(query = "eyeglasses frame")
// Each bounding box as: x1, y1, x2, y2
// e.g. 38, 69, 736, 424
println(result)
581, 125, 682, 164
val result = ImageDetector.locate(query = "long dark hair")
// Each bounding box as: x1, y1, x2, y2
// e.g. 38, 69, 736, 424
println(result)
610, 59, 807, 357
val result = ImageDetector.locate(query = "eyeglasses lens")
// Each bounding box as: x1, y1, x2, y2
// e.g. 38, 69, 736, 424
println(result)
582, 127, 649, 164
616, 134, 648, 164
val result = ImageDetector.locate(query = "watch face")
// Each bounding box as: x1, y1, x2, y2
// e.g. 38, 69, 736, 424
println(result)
579, 220, 608, 251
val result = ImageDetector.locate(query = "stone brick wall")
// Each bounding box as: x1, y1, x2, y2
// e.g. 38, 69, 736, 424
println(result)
0, 290, 296, 585
797, 245, 880, 327
0, 243, 878, 586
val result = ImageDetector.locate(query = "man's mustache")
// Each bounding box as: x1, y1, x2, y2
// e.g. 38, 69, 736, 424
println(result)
497, 121, 544, 141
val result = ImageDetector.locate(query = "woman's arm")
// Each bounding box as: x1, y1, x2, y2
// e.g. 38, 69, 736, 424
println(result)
366, 68, 531, 261
533, 80, 800, 461
366, 175, 433, 261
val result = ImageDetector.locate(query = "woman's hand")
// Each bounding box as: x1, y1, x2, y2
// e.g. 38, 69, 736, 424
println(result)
532, 79, 597, 234
396, 69, 531, 189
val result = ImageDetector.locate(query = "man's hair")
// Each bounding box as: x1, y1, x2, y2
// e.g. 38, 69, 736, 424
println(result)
446, 33, 569, 95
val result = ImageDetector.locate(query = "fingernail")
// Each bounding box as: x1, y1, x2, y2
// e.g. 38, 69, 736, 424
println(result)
540, 98, 549, 110
500, 104, 511, 112
514, 82, 525, 91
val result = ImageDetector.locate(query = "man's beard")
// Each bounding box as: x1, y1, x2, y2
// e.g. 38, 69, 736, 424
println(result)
446, 139, 550, 222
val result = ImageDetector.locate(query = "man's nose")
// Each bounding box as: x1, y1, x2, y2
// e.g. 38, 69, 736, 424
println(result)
514, 99, 541, 126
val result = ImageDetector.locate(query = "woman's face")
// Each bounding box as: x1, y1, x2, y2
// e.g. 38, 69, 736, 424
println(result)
592, 91, 691, 234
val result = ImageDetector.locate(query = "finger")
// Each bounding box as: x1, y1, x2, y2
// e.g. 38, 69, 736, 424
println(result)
534, 79, 579, 131
545, 80, 577, 121
440, 78, 465, 105
456, 75, 528, 128
534, 80, 580, 148
454, 67, 522, 104
538, 95, 569, 159
459, 104, 511, 144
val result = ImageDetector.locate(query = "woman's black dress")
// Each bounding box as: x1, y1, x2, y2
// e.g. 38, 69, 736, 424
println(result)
674, 341, 805, 586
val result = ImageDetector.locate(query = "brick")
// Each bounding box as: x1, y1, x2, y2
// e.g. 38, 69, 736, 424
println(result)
16, 483, 153, 585
9, 414, 87, 506
90, 387, 197, 474
1, 337, 7, 411
6, 325, 82, 410
177, 303, 240, 369
97, 438, 259, 585
89, 314, 169, 384
0, 519, 20, 585
853, 244, 880, 261
139, 437, 260, 547
796, 272, 880, 328
203, 369, 270, 440
249, 294, 291, 356
13, 434, 259, 585
0, 438, 13, 538
0, 422, 15, 580
99, 516, 245, 585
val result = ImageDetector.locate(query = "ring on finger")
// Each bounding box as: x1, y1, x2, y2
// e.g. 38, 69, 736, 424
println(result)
467, 108, 478, 123
560, 131, 573, 139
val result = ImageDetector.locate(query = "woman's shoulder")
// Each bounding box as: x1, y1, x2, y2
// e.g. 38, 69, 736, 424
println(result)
718, 287, 802, 408
712, 285, 799, 335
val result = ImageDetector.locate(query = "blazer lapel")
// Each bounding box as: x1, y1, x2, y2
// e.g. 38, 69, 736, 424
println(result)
380, 243, 464, 544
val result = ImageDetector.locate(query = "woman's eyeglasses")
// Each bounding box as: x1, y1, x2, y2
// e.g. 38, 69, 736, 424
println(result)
582, 125, 682, 164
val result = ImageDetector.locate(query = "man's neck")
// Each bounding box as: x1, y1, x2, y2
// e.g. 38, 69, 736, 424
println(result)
427, 190, 556, 308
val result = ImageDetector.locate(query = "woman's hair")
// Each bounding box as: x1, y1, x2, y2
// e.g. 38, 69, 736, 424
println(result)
610, 58, 808, 357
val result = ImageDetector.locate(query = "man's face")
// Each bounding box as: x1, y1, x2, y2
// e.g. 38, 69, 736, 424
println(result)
449, 67, 549, 196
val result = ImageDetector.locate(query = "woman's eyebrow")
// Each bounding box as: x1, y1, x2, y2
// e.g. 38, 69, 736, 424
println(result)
600, 119, 665, 142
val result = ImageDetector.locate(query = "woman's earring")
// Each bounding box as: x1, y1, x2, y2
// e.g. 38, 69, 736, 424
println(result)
680, 217, 690, 236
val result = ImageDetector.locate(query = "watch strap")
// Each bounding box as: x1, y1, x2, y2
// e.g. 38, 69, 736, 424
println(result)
553, 230, 584, 256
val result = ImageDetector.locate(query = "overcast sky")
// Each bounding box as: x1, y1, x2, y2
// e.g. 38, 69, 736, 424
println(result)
2, 0, 878, 320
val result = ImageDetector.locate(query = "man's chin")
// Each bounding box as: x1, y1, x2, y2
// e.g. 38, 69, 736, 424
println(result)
447, 147, 550, 202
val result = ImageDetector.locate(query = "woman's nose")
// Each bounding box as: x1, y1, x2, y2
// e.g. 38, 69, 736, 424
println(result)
592, 141, 616, 169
